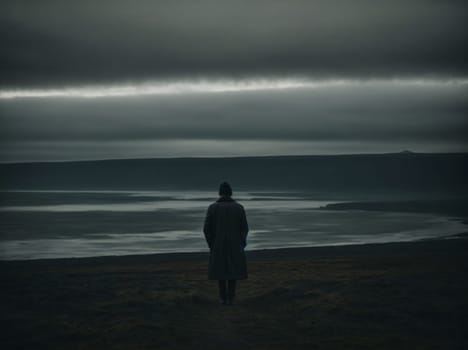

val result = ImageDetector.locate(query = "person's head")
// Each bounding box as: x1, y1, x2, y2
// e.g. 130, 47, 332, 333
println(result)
218, 181, 232, 197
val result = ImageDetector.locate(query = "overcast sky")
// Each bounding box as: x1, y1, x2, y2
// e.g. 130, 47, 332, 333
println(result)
1, 0, 467, 162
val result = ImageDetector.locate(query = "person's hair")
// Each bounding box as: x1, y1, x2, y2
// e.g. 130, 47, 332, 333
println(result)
218, 181, 232, 197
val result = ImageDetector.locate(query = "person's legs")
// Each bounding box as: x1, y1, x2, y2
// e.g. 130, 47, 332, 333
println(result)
227, 280, 237, 304
218, 280, 227, 304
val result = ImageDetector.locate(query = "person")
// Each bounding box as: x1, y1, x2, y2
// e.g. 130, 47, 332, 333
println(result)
203, 182, 249, 305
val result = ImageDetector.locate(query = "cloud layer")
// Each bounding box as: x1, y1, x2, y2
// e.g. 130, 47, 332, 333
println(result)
1, 1, 467, 161
1, 81, 467, 161
1, 0, 467, 87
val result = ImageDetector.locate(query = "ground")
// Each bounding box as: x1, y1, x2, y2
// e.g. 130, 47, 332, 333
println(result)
1, 239, 467, 349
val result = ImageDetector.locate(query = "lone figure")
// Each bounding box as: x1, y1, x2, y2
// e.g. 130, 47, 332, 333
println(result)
203, 182, 249, 305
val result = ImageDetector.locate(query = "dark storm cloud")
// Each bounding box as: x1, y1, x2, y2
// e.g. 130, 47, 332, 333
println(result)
1, 0, 467, 87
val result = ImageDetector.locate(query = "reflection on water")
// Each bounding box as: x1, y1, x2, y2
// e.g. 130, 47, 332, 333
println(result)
0, 190, 466, 260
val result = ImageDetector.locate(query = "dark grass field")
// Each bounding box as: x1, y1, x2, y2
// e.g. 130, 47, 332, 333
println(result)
1, 238, 468, 350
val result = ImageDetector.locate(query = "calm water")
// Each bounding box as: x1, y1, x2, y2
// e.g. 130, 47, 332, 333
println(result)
0, 190, 466, 260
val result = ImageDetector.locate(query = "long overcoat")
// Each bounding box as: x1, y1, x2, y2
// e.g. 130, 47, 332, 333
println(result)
203, 197, 249, 280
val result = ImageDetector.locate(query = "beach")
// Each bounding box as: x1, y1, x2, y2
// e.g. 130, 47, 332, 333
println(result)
1, 238, 467, 350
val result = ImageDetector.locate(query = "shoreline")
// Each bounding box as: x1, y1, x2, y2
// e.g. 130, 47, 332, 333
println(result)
0, 234, 466, 265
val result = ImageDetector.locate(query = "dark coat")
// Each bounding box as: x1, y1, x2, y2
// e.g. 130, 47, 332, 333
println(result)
203, 197, 249, 280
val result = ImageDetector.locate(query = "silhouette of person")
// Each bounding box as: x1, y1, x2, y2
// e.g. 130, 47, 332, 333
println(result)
203, 182, 249, 305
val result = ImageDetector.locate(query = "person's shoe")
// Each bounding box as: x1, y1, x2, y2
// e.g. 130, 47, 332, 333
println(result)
220, 298, 227, 305
226, 298, 234, 305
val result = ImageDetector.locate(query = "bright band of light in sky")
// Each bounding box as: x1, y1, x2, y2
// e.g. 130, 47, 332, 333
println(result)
1, 78, 467, 99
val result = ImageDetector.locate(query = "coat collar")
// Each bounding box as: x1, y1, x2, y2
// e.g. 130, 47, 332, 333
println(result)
216, 196, 234, 202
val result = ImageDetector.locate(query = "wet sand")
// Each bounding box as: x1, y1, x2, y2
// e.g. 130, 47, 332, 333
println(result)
1, 238, 467, 350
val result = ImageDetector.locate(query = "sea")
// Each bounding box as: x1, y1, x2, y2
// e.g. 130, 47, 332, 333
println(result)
0, 190, 466, 260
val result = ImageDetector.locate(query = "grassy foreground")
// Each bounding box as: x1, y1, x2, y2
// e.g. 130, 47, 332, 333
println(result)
1, 239, 467, 350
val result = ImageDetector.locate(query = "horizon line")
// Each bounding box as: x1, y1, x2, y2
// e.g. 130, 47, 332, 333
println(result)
2, 150, 467, 165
